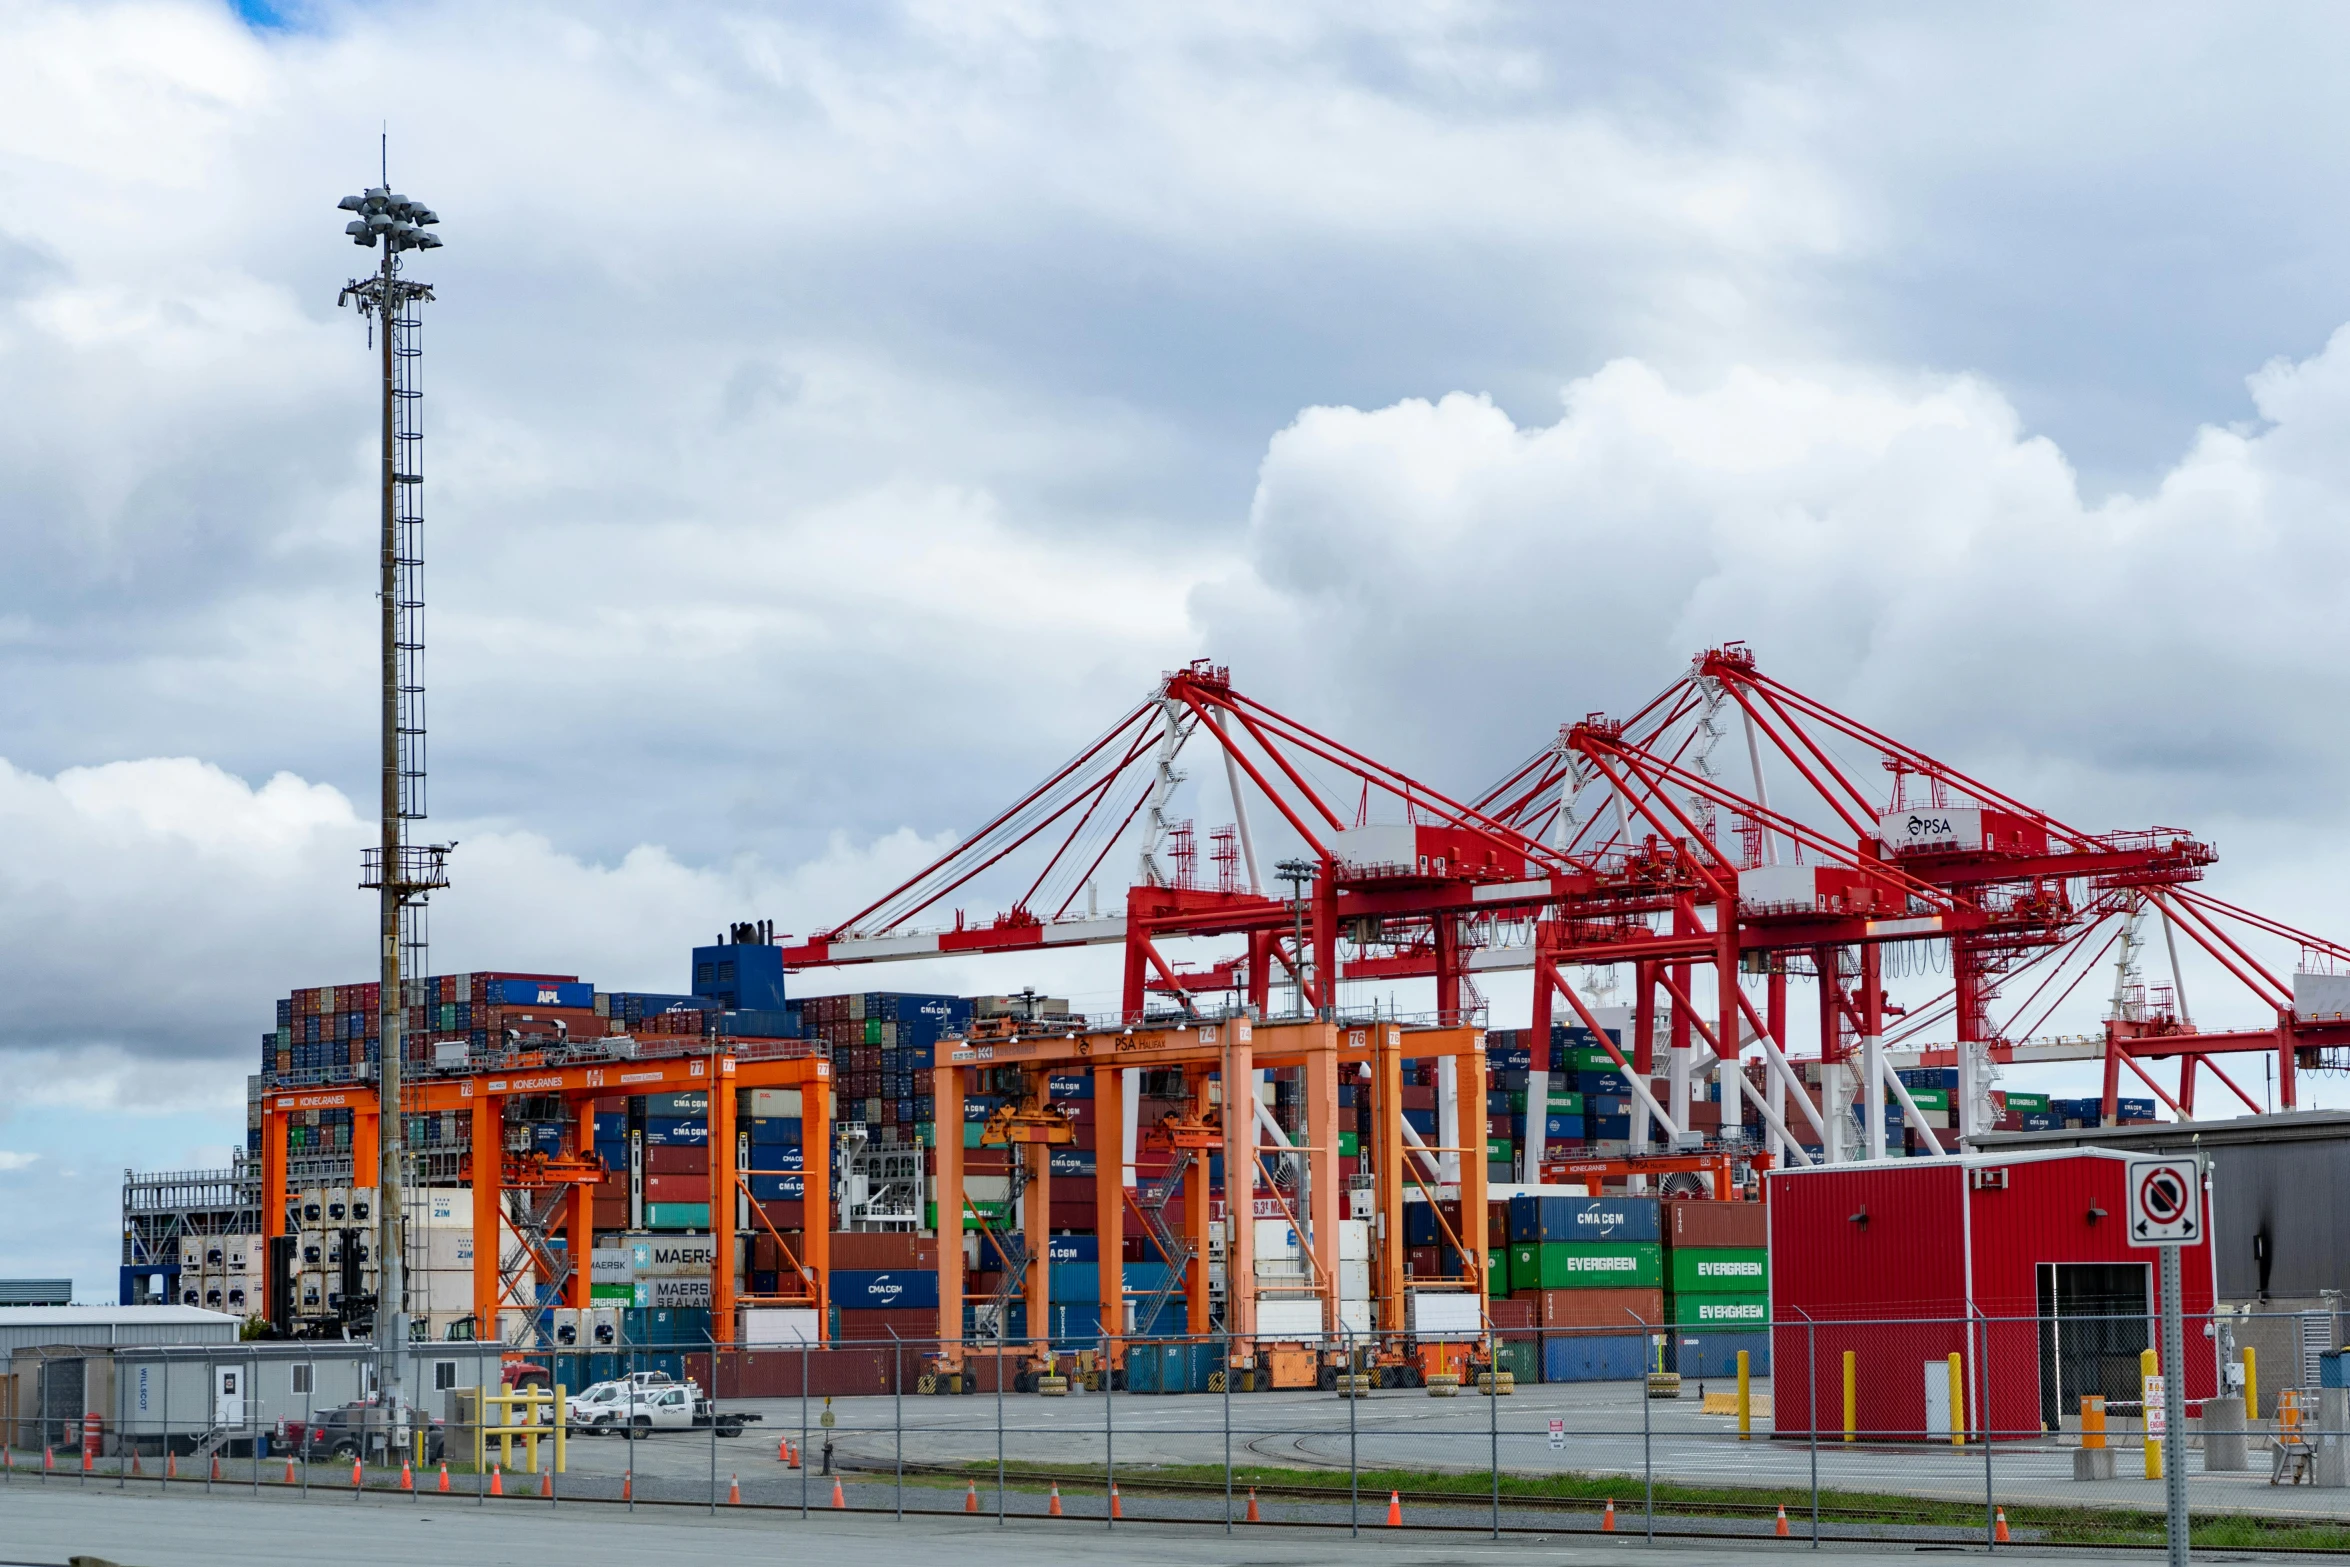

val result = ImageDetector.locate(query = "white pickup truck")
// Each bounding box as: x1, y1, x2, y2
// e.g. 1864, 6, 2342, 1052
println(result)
569, 1379, 754, 1438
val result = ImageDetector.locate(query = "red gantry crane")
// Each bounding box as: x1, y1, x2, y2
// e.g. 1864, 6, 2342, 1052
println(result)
1470, 644, 2350, 1153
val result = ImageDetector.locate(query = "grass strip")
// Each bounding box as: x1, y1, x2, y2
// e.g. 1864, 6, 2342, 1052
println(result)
937, 1458, 2350, 1549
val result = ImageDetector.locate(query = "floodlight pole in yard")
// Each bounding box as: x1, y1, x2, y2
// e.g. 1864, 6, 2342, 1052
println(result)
338, 163, 448, 1424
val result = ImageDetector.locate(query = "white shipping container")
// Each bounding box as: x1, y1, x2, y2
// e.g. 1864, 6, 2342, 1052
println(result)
1255, 1299, 1325, 1340
629, 1235, 718, 1278
1410, 1291, 1482, 1341
417, 1190, 473, 1227
1339, 1219, 1370, 1261
1338, 1259, 1371, 1300
1339, 1300, 1372, 1336
742, 1307, 820, 1345
747, 1089, 802, 1116
1254, 1220, 1301, 1259
589, 1248, 633, 1285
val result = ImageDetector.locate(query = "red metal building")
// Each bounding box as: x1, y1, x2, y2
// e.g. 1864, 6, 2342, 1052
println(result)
1767, 1150, 2218, 1440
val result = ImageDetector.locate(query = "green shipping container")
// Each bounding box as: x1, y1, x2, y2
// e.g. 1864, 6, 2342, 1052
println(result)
1670, 1247, 1767, 1294
1549, 1090, 1585, 1114
589, 1284, 635, 1302
1509, 1241, 1662, 1290
1671, 1292, 1769, 1327
964, 1122, 983, 1148
1339, 1131, 1360, 1157
1902, 1087, 1950, 1111
1486, 1138, 1511, 1163
645, 1202, 711, 1230
1561, 1046, 1621, 1073
1488, 1248, 1510, 1297
1493, 1336, 1539, 1383
2004, 1091, 2050, 1112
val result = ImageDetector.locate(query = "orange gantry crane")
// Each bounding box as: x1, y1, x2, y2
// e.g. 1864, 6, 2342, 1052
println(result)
259, 1039, 833, 1343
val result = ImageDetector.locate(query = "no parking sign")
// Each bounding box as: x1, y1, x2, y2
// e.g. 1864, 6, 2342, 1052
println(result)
2125, 1156, 2204, 1247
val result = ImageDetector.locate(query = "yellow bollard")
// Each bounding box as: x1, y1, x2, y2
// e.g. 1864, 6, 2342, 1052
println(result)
1736, 1350, 1752, 1441
2141, 1347, 2162, 1480
1842, 1350, 1856, 1443
2243, 1345, 2259, 1423
2082, 1394, 2106, 1450
1948, 1352, 1965, 1447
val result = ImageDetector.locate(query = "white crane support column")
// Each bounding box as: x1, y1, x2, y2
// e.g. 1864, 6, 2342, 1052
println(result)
1209, 712, 1262, 895
1742, 708, 1780, 866
1863, 1032, 1886, 1159
1435, 1055, 1461, 1185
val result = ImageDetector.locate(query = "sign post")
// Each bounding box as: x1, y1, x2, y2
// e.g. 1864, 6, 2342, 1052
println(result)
2128, 1155, 2203, 1567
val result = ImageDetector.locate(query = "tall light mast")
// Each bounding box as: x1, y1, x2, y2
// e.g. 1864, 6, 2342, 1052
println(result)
338, 175, 451, 1409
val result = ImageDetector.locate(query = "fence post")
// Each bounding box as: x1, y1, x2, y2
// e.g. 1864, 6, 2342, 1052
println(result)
162, 1348, 172, 1494
996, 1332, 1006, 1525
1347, 1325, 1359, 1538
301, 1349, 313, 1500
625, 1340, 636, 1512
1489, 1331, 1500, 1539
249, 1349, 259, 1497
801, 1337, 810, 1519
1222, 1329, 1232, 1534
1638, 1314, 1654, 1543
891, 1328, 903, 1523
1978, 1311, 1993, 1549
1103, 1332, 1115, 1532
1801, 1309, 1817, 1548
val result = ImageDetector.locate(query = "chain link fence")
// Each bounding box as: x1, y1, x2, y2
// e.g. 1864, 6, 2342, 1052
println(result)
6, 1315, 2348, 1550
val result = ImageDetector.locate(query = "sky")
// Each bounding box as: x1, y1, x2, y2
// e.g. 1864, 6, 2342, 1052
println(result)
10, 1, 2350, 1295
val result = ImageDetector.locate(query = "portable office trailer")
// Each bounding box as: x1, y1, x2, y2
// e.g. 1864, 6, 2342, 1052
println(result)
1767, 1149, 2218, 1441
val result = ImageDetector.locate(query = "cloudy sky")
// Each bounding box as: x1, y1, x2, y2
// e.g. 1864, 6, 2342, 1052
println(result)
9, 1, 2350, 1294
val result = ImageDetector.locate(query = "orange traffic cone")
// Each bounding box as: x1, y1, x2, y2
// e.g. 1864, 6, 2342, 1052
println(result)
350, 1454, 362, 1488
282, 1453, 295, 1484
132, 1449, 143, 1476
620, 1472, 632, 1502
1603, 1497, 1616, 1532
540, 1467, 553, 1500
1776, 1503, 1790, 1537
788, 1440, 800, 1468
728, 1472, 741, 1506
830, 1475, 846, 1509
437, 1461, 450, 1493
1048, 1481, 1064, 1517
1246, 1487, 1261, 1522
489, 1464, 503, 1497
400, 1459, 413, 1492
1110, 1480, 1122, 1519
43, 1446, 53, 1473
1385, 1489, 1402, 1526
170, 1451, 180, 1480
209, 1453, 220, 1482
778, 1436, 788, 1462
1995, 1507, 2010, 1543
965, 1482, 980, 1513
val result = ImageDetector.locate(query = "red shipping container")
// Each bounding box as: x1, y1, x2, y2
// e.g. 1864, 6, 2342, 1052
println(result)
1666, 1198, 1768, 1248
646, 1145, 709, 1176
1513, 1286, 1664, 1329
835, 1308, 937, 1343
1407, 1246, 1439, 1276
1489, 1298, 1538, 1331
644, 1172, 711, 1203
830, 1232, 939, 1271
754, 1199, 804, 1230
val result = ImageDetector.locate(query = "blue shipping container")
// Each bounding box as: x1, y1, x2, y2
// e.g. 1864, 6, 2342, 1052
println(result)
642, 1117, 708, 1146
1046, 1235, 1098, 1264
749, 1173, 804, 1200
746, 1116, 802, 1142
1047, 1074, 1094, 1100
1541, 1333, 1647, 1383
1674, 1331, 1770, 1380
833, 1269, 940, 1310
489, 979, 595, 1008
1048, 1148, 1095, 1177
1509, 1194, 1661, 1244
594, 1112, 629, 1138
747, 1144, 804, 1171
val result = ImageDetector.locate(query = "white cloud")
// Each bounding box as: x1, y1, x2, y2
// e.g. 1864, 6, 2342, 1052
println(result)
0, 1151, 36, 1171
